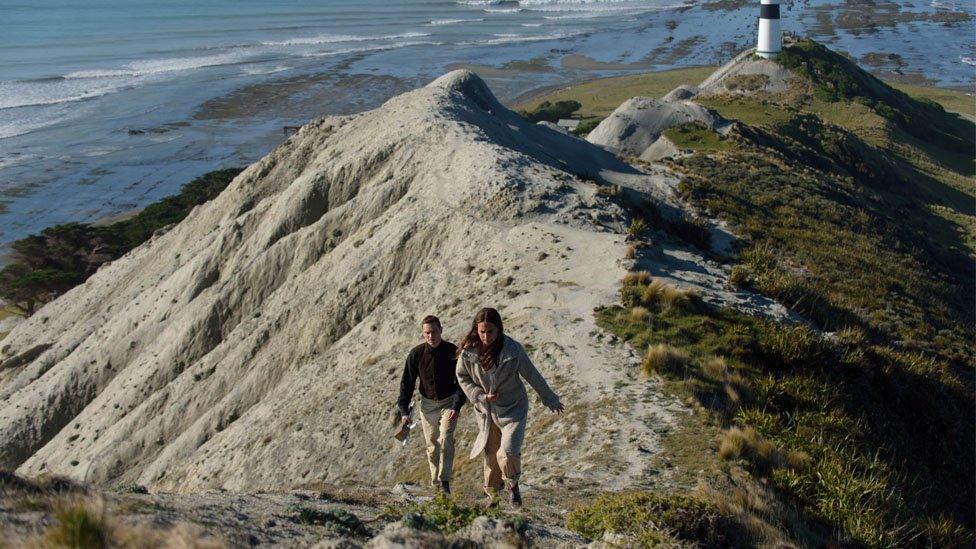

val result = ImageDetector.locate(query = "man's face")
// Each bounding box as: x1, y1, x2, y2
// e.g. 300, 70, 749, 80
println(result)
422, 322, 442, 348
477, 321, 498, 347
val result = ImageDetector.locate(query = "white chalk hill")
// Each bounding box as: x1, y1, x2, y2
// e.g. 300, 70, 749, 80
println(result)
0, 69, 794, 494
0, 71, 704, 493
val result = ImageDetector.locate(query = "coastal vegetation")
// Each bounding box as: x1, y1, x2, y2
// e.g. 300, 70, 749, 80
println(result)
0, 168, 242, 317
555, 39, 974, 546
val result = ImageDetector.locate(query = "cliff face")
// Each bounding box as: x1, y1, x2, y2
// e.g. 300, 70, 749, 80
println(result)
0, 71, 699, 492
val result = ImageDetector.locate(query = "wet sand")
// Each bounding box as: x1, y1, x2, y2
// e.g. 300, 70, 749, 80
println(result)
195, 73, 421, 122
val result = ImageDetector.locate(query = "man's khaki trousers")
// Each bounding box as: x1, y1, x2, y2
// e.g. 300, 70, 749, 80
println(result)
418, 395, 458, 484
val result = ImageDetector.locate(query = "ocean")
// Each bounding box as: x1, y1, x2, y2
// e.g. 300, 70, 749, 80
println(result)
0, 0, 973, 250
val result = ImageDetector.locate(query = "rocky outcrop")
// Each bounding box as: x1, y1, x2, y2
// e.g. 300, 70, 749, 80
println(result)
586, 97, 730, 161
697, 48, 794, 96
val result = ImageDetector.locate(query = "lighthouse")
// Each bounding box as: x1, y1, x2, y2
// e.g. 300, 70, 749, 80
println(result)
756, 0, 781, 58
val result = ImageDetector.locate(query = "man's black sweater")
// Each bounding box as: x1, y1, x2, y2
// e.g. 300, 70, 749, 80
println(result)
397, 341, 466, 416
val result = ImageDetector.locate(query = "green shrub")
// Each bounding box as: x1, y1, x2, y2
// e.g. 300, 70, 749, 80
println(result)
291, 505, 369, 537
382, 494, 503, 534
627, 217, 647, 236
0, 168, 242, 315
519, 100, 582, 123
572, 117, 603, 136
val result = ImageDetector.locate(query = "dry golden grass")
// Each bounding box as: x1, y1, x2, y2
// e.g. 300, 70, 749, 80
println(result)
624, 245, 636, 259
701, 356, 728, 380
629, 306, 650, 322
640, 278, 668, 303
641, 344, 690, 377
717, 427, 809, 475
697, 471, 821, 546
719, 427, 771, 462
660, 284, 697, 311
622, 270, 652, 286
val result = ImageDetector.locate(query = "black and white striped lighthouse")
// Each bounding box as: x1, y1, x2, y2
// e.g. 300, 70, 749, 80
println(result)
756, 0, 781, 58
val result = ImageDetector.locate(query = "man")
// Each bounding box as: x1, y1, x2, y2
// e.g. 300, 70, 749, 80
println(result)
396, 315, 466, 495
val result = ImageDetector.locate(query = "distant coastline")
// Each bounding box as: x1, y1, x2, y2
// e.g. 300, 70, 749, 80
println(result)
1, 0, 973, 255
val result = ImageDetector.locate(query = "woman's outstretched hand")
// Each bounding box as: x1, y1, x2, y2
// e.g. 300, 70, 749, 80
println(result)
485, 393, 500, 403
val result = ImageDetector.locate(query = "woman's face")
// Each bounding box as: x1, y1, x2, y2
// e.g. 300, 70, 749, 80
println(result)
477, 321, 499, 347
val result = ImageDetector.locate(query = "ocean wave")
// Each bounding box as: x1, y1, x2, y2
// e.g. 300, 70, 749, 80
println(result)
0, 103, 83, 139
961, 56, 976, 66
483, 7, 524, 13
300, 40, 445, 58
65, 51, 248, 80
240, 64, 292, 75
2, 49, 260, 110
262, 32, 431, 47
459, 30, 586, 45
0, 77, 134, 110
429, 18, 485, 25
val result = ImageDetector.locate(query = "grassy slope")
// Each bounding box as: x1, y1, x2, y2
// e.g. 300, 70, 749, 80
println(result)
511, 66, 974, 120
525, 44, 975, 547
511, 66, 717, 118
883, 82, 973, 118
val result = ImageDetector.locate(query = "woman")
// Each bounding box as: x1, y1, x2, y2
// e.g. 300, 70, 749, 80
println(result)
455, 307, 564, 506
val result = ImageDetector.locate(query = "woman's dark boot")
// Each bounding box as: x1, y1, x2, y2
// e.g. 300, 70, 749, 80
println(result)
506, 480, 522, 507
439, 481, 451, 495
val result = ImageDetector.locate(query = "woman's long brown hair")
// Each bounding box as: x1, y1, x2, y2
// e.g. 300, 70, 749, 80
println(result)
457, 307, 504, 371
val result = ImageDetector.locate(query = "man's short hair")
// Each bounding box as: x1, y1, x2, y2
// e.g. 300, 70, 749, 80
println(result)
421, 315, 441, 329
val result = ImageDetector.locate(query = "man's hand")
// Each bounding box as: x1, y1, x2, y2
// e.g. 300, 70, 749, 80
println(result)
484, 393, 499, 403
401, 415, 411, 425
447, 409, 459, 423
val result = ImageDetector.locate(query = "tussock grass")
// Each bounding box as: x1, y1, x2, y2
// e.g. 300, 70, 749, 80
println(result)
45, 499, 110, 548
620, 273, 700, 314
621, 270, 652, 286
717, 426, 802, 474
641, 344, 690, 377
23, 496, 226, 548
698, 472, 821, 546
567, 491, 745, 547
628, 306, 650, 322
597, 285, 974, 546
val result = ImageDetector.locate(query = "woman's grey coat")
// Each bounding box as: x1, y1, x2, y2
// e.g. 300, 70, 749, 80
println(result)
456, 335, 561, 459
